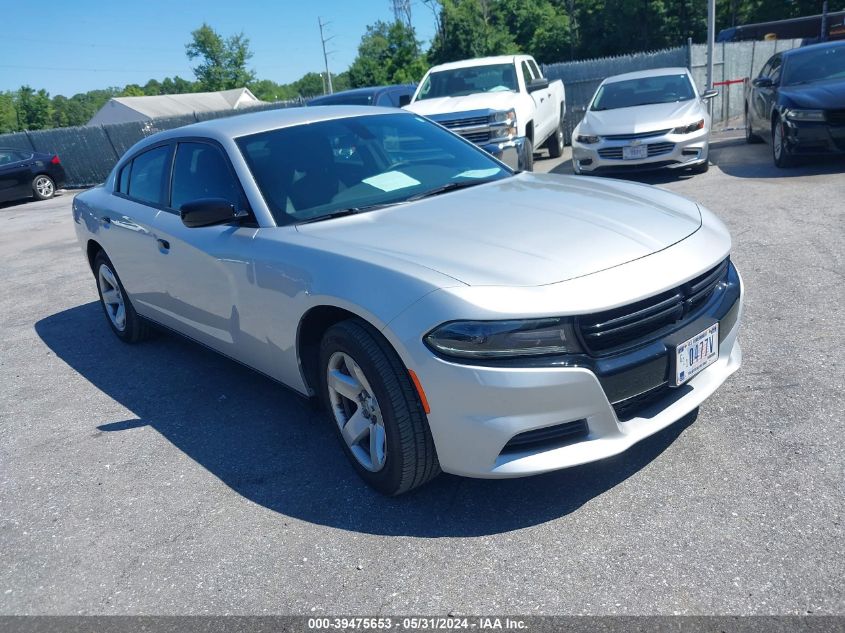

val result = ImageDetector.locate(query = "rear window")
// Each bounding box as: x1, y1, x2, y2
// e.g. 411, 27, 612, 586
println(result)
127, 145, 170, 205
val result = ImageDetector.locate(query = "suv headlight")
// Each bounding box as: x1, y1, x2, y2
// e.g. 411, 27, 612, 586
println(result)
672, 119, 705, 134
784, 109, 825, 121
424, 318, 582, 359
489, 109, 517, 141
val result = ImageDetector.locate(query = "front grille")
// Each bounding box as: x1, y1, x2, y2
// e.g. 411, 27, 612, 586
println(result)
603, 129, 672, 141
460, 130, 492, 143
597, 142, 675, 159
826, 109, 845, 126
502, 419, 589, 453
576, 259, 730, 355
439, 115, 489, 129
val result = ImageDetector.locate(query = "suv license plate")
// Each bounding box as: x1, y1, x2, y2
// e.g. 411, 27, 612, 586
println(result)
623, 145, 648, 160
674, 323, 719, 386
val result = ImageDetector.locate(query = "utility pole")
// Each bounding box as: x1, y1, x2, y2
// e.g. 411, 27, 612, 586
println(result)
706, 0, 715, 90
821, 0, 829, 42
318, 17, 334, 95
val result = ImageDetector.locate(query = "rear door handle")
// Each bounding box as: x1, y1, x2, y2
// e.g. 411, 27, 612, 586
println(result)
157, 238, 170, 252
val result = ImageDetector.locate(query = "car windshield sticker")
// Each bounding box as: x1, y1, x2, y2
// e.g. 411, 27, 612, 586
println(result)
454, 168, 501, 179
363, 170, 421, 192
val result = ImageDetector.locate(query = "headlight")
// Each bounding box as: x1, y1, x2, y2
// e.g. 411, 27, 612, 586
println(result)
672, 119, 705, 134
489, 109, 517, 141
785, 109, 825, 121
576, 134, 600, 144
424, 318, 582, 359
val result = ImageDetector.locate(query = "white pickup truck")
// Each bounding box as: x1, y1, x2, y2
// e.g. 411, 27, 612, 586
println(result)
404, 54, 566, 171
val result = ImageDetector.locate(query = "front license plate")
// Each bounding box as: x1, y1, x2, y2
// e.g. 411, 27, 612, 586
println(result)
673, 323, 719, 386
622, 144, 648, 160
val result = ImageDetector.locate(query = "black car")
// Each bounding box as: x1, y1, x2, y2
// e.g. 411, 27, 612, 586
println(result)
307, 85, 416, 108
745, 40, 845, 167
0, 148, 67, 202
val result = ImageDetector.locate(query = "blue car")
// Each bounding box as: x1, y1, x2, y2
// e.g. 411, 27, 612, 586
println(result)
307, 85, 416, 108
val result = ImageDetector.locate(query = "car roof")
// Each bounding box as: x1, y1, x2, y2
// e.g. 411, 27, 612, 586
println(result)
130, 105, 411, 147
428, 55, 532, 72
602, 67, 691, 84
782, 39, 845, 57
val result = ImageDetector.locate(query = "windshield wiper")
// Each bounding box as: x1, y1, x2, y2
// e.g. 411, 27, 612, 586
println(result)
405, 178, 498, 202
296, 201, 402, 225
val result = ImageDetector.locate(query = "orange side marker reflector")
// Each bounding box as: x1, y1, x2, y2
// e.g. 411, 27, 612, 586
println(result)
408, 369, 431, 414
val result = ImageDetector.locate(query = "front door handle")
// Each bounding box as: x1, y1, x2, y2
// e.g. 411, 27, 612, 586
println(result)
157, 238, 170, 252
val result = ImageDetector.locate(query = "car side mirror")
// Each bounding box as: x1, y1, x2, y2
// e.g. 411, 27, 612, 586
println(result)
527, 77, 550, 92
180, 198, 247, 228
701, 89, 719, 100
752, 76, 774, 88
398, 94, 411, 107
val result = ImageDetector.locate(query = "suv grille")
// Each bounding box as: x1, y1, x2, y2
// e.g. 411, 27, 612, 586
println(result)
576, 259, 730, 354
438, 115, 492, 143
826, 109, 845, 126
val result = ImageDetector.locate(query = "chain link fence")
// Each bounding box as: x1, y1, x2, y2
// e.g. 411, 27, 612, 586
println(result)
0, 100, 302, 188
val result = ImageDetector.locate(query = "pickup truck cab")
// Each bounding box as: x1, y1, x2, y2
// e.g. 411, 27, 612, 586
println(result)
404, 55, 566, 171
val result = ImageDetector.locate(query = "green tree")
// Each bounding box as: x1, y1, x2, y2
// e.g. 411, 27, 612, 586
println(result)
186, 23, 256, 91
120, 84, 145, 97
16, 86, 53, 130
428, 0, 517, 64
0, 91, 18, 133
348, 21, 429, 87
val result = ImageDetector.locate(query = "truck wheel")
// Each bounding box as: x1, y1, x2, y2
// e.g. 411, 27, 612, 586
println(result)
522, 138, 534, 172
546, 111, 565, 158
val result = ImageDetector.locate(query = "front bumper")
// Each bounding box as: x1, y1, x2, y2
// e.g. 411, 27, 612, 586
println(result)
387, 262, 743, 479
572, 128, 709, 174
783, 119, 845, 155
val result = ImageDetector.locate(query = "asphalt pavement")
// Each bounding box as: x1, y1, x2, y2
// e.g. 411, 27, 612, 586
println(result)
1, 131, 843, 615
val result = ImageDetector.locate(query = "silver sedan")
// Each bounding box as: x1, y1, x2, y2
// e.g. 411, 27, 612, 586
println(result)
572, 67, 719, 175
73, 106, 743, 495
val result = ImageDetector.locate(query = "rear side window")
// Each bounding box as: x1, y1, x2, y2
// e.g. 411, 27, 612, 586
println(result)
170, 142, 242, 211
127, 145, 170, 205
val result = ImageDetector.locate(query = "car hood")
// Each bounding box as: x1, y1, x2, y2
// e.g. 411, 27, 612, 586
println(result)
296, 173, 702, 287
404, 91, 519, 117
779, 78, 845, 109
579, 99, 704, 135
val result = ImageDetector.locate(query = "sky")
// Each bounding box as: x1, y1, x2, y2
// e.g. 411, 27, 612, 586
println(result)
0, 0, 438, 97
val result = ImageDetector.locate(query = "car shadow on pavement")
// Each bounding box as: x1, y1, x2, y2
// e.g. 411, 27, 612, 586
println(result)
707, 137, 845, 179
36, 302, 698, 538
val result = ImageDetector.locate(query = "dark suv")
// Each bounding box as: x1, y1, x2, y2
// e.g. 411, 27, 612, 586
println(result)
0, 148, 67, 203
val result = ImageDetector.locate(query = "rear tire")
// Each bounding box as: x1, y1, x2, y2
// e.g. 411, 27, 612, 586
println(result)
32, 175, 55, 200
319, 319, 440, 495
546, 110, 565, 158
93, 251, 151, 343
772, 117, 793, 168
745, 108, 762, 144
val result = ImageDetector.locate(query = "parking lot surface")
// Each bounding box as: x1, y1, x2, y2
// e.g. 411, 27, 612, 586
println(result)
1, 132, 843, 615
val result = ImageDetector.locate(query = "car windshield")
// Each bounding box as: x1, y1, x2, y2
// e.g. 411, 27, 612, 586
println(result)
591, 74, 696, 110
415, 64, 518, 100
781, 46, 845, 85
236, 113, 511, 225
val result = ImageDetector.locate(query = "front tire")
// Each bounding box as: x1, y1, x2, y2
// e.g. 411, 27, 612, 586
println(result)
319, 319, 440, 495
32, 175, 55, 200
772, 117, 793, 168
93, 251, 151, 343
546, 110, 565, 158
691, 159, 709, 174
521, 137, 534, 172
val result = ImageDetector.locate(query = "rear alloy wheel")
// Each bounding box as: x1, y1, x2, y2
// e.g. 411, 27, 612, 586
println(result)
546, 111, 565, 158
319, 319, 439, 495
32, 175, 55, 200
745, 108, 762, 144
93, 251, 151, 343
772, 118, 793, 168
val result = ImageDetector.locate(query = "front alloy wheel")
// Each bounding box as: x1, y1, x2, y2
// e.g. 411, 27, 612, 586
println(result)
326, 351, 387, 472
772, 118, 793, 168
319, 319, 440, 495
